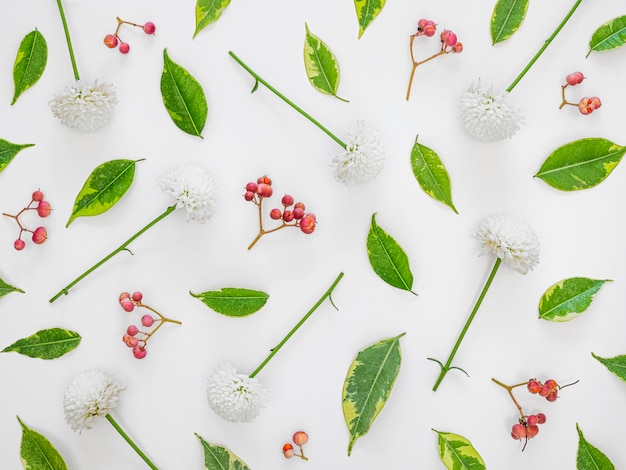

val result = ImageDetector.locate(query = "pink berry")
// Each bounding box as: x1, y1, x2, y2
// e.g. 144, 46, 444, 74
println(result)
245, 182, 258, 193
578, 97, 594, 115
257, 183, 273, 198
282, 210, 295, 222
131, 291, 143, 302
123, 334, 139, 348
539, 384, 550, 397
119, 43, 130, 54
544, 379, 557, 391
526, 415, 538, 427
143, 22, 156, 34
32, 190, 44, 202
270, 208, 282, 220
32, 227, 47, 244
441, 30, 457, 48
133, 345, 147, 359
452, 42, 463, 53
294, 202, 305, 211
282, 443, 294, 459
141, 314, 154, 327
244, 191, 255, 201
300, 214, 316, 234
257, 175, 272, 185
417, 19, 436, 37
590, 96, 602, 109
127, 325, 139, 336
293, 207, 305, 220
537, 413, 547, 424
281, 194, 294, 206
511, 423, 526, 440
14, 239, 25, 251
37, 201, 51, 218
526, 425, 539, 439
566, 72, 584, 86
546, 390, 558, 402
121, 299, 135, 312
527, 380, 541, 394
104, 34, 119, 48
119, 292, 131, 301
293, 431, 308, 446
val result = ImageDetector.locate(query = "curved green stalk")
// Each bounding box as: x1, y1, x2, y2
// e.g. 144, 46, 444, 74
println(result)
105, 414, 159, 469
55, 0, 80, 81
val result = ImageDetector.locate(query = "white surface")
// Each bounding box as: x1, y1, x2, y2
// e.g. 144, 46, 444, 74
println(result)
1, 0, 626, 468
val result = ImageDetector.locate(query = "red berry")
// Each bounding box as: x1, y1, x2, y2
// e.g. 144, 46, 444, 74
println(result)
270, 208, 282, 220
590, 96, 602, 109
452, 42, 463, 53
578, 97, 594, 115
143, 22, 156, 34
527, 380, 541, 394
294, 202, 305, 211
141, 315, 154, 327
511, 423, 526, 440
293, 207, 305, 220
526, 415, 538, 427
282, 210, 295, 222
544, 379, 557, 391
14, 239, 25, 251
245, 182, 258, 193
133, 345, 147, 359
119, 42, 130, 54
244, 191, 255, 201
127, 325, 139, 336
566, 72, 584, 86
32, 190, 44, 202
293, 431, 308, 446
526, 425, 539, 439
546, 390, 558, 402
104, 34, 119, 48
121, 299, 135, 312
123, 334, 139, 348
119, 292, 131, 301
257, 175, 272, 185
300, 214, 316, 234
539, 384, 550, 397
257, 183, 273, 198
32, 227, 47, 244
131, 291, 143, 302
441, 30, 457, 48
537, 413, 547, 424
417, 19, 436, 37
37, 201, 51, 218
282, 443, 294, 459
281, 194, 294, 206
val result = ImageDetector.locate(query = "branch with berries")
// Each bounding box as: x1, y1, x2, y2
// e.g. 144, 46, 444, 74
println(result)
3, 190, 52, 250
104, 17, 156, 54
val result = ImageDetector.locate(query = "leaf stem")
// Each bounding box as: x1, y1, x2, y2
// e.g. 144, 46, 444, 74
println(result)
55, 0, 80, 81
506, 0, 584, 92
49, 205, 177, 303
228, 51, 347, 148
431, 257, 502, 391
105, 414, 159, 470
249, 272, 344, 378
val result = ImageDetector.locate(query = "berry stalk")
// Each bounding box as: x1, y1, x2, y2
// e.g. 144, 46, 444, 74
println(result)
105, 414, 160, 470
55, 0, 80, 81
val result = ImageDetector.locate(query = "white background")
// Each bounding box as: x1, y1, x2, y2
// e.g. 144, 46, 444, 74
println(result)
1, 0, 626, 468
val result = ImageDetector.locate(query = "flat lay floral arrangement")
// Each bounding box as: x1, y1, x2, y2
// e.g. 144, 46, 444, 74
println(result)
1, 0, 625, 468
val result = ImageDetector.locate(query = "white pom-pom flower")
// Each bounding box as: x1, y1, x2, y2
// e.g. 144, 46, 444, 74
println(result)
63, 370, 125, 433
158, 165, 217, 223
475, 214, 540, 275
206, 362, 268, 423
460, 80, 524, 141
331, 120, 385, 185
49, 80, 117, 132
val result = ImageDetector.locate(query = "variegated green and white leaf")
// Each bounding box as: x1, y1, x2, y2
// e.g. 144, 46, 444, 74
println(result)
0, 139, 34, 174
196, 433, 251, 470
576, 423, 615, 470
12, 29, 47, 105
194, 0, 232, 38
433, 429, 486, 470
587, 15, 626, 57
0, 276, 24, 299
538, 277, 611, 322
354, 0, 386, 39
18, 416, 68, 470
303, 24, 347, 101
490, 0, 529, 45
592, 352, 626, 383
2, 328, 81, 359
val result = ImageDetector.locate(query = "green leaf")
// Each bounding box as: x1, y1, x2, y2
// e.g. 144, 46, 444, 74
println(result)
12, 29, 47, 105
409, 135, 458, 213
342, 333, 405, 456
2, 328, 81, 359
18, 416, 68, 470
490, 0, 529, 45
190, 288, 269, 317
0, 139, 34, 174
66, 159, 143, 227
161, 49, 207, 138
587, 15, 626, 57
354, 0, 386, 39
194, 0, 232, 38
0, 276, 25, 299
303, 24, 347, 101
433, 429, 487, 470
576, 423, 615, 470
367, 213, 415, 294
538, 277, 611, 322
592, 352, 626, 383
195, 433, 251, 470
535, 138, 626, 191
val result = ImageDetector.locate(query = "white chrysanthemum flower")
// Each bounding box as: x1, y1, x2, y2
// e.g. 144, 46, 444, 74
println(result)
475, 214, 540, 275
331, 120, 385, 185
157, 165, 217, 223
460, 80, 524, 141
63, 370, 125, 433
206, 362, 268, 423
49, 80, 117, 132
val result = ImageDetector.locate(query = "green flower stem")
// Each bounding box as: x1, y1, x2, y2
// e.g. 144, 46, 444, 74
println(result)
506, 0, 583, 92
228, 51, 347, 149
105, 414, 159, 470
249, 272, 344, 378
55, 0, 80, 81
49, 205, 177, 303
431, 257, 502, 391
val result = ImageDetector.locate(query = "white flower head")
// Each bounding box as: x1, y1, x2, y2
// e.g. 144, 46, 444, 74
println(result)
157, 165, 217, 223
63, 369, 125, 433
49, 80, 117, 132
206, 362, 268, 423
331, 120, 385, 185
460, 80, 524, 141
475, 214, 540, 275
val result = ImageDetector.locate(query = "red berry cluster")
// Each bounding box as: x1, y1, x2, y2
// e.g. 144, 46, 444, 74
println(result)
119, 291, 181, 359
3, 190, 51, 250
282, 431, 309, 460
104, 17, 156, 54
244, 175, 317, 250
559, 71, 602, 115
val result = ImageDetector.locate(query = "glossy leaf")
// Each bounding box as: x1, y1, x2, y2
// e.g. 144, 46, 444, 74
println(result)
592, 352, 626, 383
190, 288, 269, 317
161, 49, 207, 138
576, 423, 615, 470
490, 0, 529, 45
433, 429, 486, 470
0, 139, 34, 174
354, 0, 386, 39
0, 276, 25, 299
587, 15, 626, 57
194, 0, 232, 38
538, 277, 611, 322
410, 135, 457, 213
535, 138, 626, 191
18, 416, 68, 470
195, 433, 251, 470
342, 333, 405, 455
304, 24, 346, 101
12, 29, 47, 105
66, 159, 143, 227
367, 213, 415, 294
2, 328, 81, 359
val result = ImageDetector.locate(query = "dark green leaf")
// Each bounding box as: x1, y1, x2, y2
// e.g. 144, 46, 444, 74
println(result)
354, 0, 386, 39
0, 139, 34, 174
2, 328, 81, 359
343, 333, 405, 455
304, 24, 347, 101
12, 29, 47, 105
0, 276, 25, 299
576, 423, 615, 469
587, 15, 626, 57
410, 135, 457, 213
538, 277, 611, 322
66, 159, 143, 227
535, 138, 626, 191
18, 416, 68, 470
490, 0, 529, 45
592, 352, 626, 383
194, 0, 232, 38
190, 288, 269, 317
161, 49, 207, 137
433, 429, 486, 470
195, 433, 251, 470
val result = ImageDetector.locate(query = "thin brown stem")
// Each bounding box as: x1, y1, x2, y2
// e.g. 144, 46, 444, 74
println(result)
406, 49, 447, 101
559, 85, 578, 109
492, 378, 526, 419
